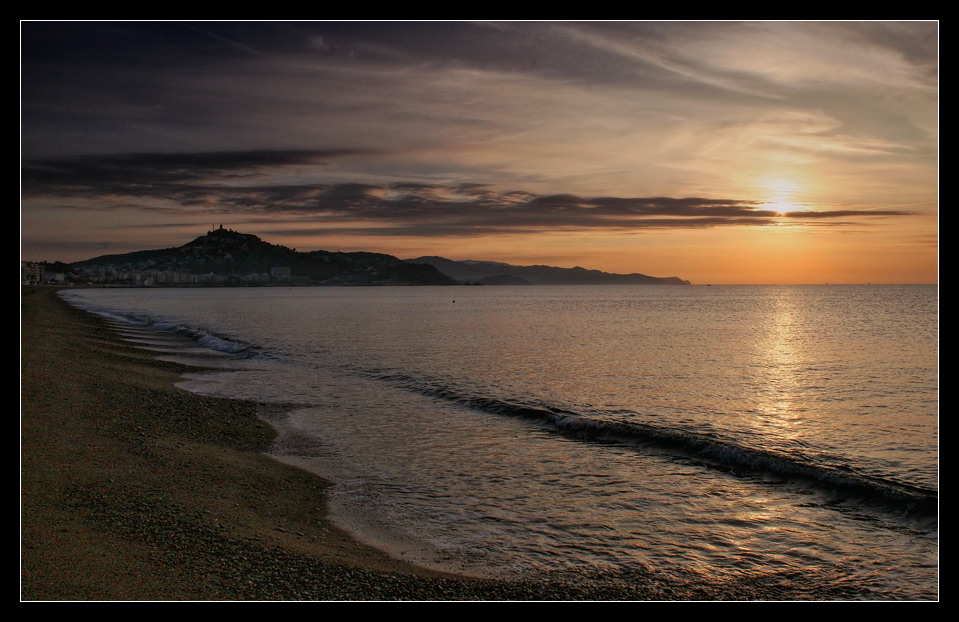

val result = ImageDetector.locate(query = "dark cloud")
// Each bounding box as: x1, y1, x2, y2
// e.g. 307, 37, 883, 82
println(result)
21, 150, 915, 236
22, 149, 368, 192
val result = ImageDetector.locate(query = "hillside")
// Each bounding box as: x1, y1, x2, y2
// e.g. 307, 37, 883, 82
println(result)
406, 256, 690, 286
68, 228, 455, 286
54, 228, 691, 287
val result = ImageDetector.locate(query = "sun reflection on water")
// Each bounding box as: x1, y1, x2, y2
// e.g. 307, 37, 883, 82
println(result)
752, 290, 808, 440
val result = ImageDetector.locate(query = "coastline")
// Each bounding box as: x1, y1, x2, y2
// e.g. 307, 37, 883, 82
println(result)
20, 287, 672, 601
21, 286, 882, 601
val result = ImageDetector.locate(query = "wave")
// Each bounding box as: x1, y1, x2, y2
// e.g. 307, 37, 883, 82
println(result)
58, 290, 259, 358
374, 371, 938, 519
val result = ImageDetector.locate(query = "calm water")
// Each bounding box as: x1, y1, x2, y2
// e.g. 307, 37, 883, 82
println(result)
59, 284, 938, 599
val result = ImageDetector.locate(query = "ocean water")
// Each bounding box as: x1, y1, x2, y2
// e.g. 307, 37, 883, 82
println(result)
59, 284, 938, 599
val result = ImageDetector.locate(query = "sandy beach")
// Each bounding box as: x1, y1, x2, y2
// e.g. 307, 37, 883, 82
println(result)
21, 287, 679, 601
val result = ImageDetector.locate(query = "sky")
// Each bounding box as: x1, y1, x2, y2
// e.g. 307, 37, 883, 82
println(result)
20, 21, 938, 284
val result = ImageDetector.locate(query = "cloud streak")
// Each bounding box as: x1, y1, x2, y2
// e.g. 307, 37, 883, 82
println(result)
22, 149, 370, 187
22, 150, 913, 236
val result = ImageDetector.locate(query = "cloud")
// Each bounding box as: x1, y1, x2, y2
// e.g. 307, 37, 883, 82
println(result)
22, 150, 915, 236
21, 22, 936, 207
22, 149, 368, 191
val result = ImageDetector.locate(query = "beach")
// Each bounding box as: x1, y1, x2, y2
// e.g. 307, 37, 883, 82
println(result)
23, 286, 926, 601
20, 287, 685, 601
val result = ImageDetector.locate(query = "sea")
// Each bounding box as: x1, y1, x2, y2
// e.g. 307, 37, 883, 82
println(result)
58, 284, 939, 600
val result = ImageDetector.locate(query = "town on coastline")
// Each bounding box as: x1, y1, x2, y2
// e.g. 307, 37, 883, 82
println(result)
20, 227, 444, 287
21, 260, 297, 287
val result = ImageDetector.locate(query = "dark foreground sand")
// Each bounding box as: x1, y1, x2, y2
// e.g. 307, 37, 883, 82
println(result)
21, 287, 866, 601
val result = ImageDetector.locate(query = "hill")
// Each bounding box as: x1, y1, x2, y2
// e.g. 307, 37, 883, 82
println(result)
69, 228, 455, 286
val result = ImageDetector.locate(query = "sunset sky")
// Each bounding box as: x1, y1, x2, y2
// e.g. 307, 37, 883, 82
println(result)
20, 21, 938, 284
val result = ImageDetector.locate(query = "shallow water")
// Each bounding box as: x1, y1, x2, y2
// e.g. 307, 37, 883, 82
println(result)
60, 284, 938, 599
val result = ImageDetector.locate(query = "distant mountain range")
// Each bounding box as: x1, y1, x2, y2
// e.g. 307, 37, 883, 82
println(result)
406, 256, 691, 286
55, 227, 689, 286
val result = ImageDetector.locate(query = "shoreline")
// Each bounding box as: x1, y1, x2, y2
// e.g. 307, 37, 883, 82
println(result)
22, 286, 881, 601
21, 287, 678, 600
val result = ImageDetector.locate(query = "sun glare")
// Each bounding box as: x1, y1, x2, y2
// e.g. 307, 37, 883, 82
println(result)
759, 177, 805, 216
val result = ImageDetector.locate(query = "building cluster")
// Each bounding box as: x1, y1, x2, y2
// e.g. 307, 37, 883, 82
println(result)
21, 261, 295, 286
21, 262, 67, 285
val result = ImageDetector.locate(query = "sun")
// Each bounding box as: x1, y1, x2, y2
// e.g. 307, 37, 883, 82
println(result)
759, 177, 804, 216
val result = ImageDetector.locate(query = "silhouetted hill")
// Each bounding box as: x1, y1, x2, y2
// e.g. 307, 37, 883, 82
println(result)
70, 228, 455, 286
406, 256, 690, 285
